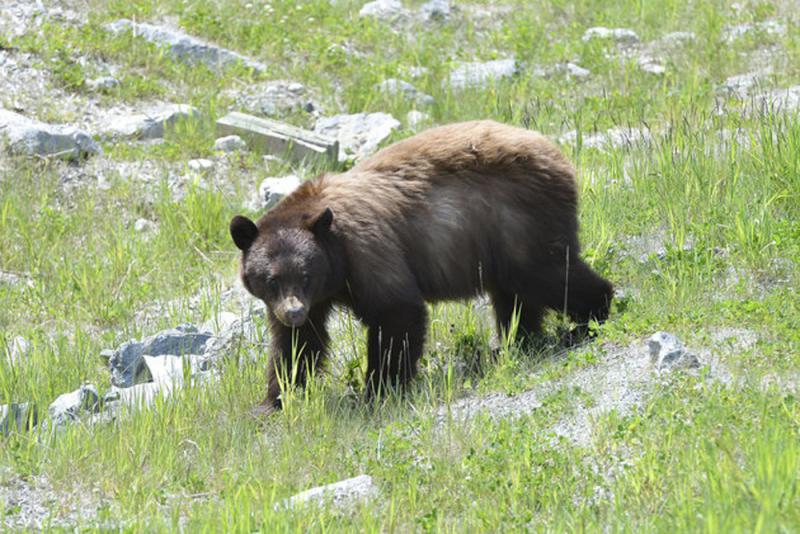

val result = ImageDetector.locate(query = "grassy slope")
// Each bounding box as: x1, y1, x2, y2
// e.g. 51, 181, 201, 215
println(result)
1, 0, 799, 530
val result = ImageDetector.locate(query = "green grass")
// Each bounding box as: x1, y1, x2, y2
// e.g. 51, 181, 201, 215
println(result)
2, 0, 800, 531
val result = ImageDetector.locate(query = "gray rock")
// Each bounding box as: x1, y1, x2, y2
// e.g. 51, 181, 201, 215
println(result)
1, 402, 37, 436
105, 19, 267, 72
250, 175, 302, 211
637, 55, 666, 75
376, 78, 434, 105
406, 110, 430, 130
100, 103, 200, 140
648, 332, 700, 370
722, 20, 785, 43
754, 85, 800, 113
420, 0, 450, 21
447, 58, 518, 89
359, 0, 408, 21
202, 309, 265, 366
4, 336, 30, 365
0, 109, 101, 160
228, 80, 316, 118
718, 69, 771, 98
187, 158, 214, 173
214, 134, 247, 152
582, 27, 640, 46
314, 112, 400, 161
278, 475, 378, 510
86, 76, 119, 92
48, 385, 99, 427
108, 324, 212, 387
563, 62, 591, 79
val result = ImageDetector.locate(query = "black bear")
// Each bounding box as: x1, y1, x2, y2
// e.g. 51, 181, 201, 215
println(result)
230, 120, 613, 414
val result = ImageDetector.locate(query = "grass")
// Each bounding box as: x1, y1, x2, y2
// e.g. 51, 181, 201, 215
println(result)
1, 0, 800, 531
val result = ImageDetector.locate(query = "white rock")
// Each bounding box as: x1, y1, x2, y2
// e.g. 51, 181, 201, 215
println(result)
564, 62, 591, 79
420, 0, 450, 21
48, 385, 99, 427
754, 85, 800, 113
637, 55, 666, 75
722, 20, 785, 43
133, 218, 157, 234
105, 19, 267, 72
359, 0, 408, 21
582, 27, 640, 45
251, 175, 302, 210
406, 110, 430, 130
214, 135, 247, 152
4, 336, 31, 365
447, 58, 518, 89
0, 109, 101, 160
103, 382, 175, 411
648, 332, 700, 369
279, 475, 378, 510
141, 354, 207, 385
100, 103, 200, 140
86, 76, 119, 91
557, 127, 651, 150
187, 158, 214, 173
376, 79, 434, 105
314, 112, 400, 161
718, 69, 771, 98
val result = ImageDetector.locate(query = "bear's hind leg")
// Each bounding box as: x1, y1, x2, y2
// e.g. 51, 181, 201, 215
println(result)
262, 303, 331, 413
490, 289, 545, 346
365, 303, 428, 401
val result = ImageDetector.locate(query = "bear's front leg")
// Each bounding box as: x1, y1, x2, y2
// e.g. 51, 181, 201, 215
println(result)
259, 304, 331, 414
364, 303, 428, 401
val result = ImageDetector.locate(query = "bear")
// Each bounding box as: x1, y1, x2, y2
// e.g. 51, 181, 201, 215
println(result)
230, 120, 613, 415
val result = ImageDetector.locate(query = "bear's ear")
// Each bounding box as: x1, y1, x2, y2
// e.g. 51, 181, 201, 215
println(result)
310, 207, 333, 235
230, 215, 259, 251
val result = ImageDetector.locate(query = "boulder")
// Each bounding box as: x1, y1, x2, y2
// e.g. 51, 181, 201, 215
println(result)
0, 109, 101, 160
314, 112, 400, 162
250, 175, 302, 211
48, 385, 99, 427
100, 103, 200, 140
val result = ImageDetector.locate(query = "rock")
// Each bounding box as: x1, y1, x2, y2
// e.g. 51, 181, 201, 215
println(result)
187, 158, 214, 173
420, 0, 450, 21
4, 336, 30, 365
140, 354, 208, 385
133, 218, 157, 234
718, 69, 771, 98
102, 382, 176, 412
249, 175, 302, 211
108, 324, 212, 387
447, 58, 518, 89
48, 385, 99, 427
105, 19, 267, 72
637, 55, 666, 75
100, 103, 200, 140
228, 80, 316, 118
754, 85, 800, 113
375, 79, 434, 106
582, 27, 640, 46
648, 332, 700, 370
561, 62, 591, 79
359, 0, 408, 21
406, 110, 430, 130
722, 20, 785, 43
214, 135, 247, 152
314, 112, 400, 162
278, 475, 378, 510
557, 127, 651, 150
0, 109, 101, 160
86, 76, 119, 92
1, 402, 37, 436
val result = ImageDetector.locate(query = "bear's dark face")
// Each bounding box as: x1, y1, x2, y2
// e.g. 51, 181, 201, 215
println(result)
230, 209, 333, 328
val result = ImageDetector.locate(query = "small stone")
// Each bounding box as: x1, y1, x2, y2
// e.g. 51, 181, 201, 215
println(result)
1, 402, 38, 436
48, 385, 99, 427
359, 0, 408, 21
214, 135, 247, 152
376, 78, 434, 106
4, 336, 30, 365
278, 475, 378, 510
648, 332, 700, 370
0, 109, 101, 160
100, 103, 200, 140
133, 218, 157, 234
251, 175, 302, 211
187, 158, 214, 173
582, 27, 640, 46
86, 76, 119, 91
314, 112, 400, 162
637, 56, 666, 75
420, 0, 450, 21
564, 62, 591, 79
447, 58, 518, 90
105, 19, 267, 72
406, 110, 430, 130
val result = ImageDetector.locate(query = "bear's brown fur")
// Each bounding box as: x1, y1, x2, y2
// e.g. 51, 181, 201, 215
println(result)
230, 120, 613, 414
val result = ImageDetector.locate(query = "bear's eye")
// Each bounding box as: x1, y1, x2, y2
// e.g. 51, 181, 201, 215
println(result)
267, 277, 279, 292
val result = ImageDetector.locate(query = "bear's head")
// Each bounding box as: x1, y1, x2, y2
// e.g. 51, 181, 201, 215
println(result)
230, 208, 334, 327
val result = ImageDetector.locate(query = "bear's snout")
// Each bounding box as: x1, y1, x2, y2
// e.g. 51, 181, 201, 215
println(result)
276, 295, 308, 327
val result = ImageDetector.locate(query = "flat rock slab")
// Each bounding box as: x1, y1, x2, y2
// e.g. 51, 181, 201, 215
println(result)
278, 475, 378, 510
313, 112, 400, 162
105, 19, 267, 73
99, 103, 200, 140
0, 109, 101, 160
447, 58, 518, 89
